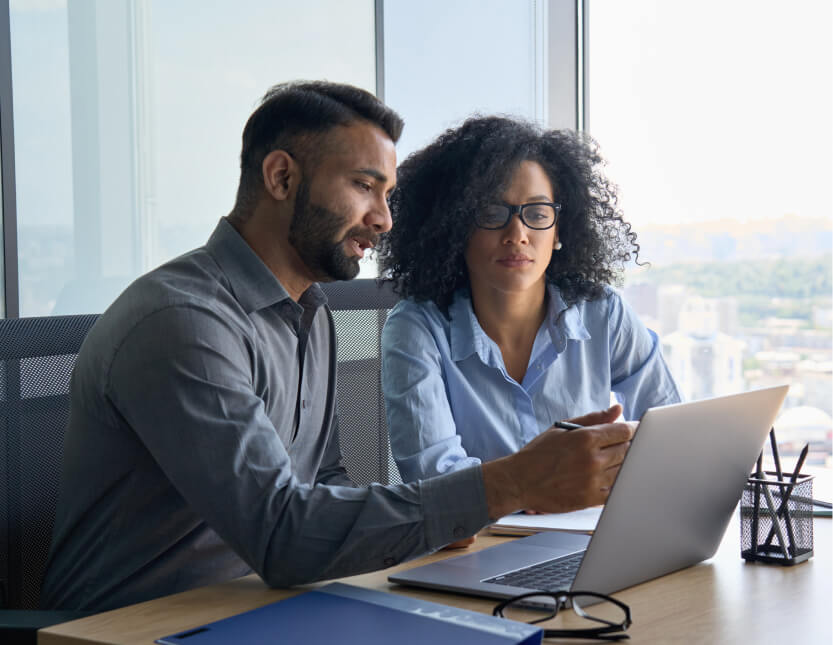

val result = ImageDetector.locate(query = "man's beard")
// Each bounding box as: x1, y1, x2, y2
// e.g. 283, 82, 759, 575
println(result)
288, 180, 377, 282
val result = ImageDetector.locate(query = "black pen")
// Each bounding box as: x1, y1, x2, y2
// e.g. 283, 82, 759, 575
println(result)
769, 428, 796, 555
552, 420, 582, 430
763, 442, 809, 553
770, 428, 784, 483
751, 451, 763, 556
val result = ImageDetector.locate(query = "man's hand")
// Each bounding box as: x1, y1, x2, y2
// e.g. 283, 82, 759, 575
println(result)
481, 416, 636, 520
442, 535, 477, 549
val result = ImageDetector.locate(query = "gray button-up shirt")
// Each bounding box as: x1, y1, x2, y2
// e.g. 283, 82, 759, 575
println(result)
41, 219, 489, 611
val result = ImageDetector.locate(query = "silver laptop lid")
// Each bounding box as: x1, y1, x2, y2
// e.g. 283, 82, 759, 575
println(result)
572, 384, 789, 594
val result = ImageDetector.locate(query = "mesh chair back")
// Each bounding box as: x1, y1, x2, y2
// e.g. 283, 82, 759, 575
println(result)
0, 314, 100, 610
322, 280, 402, 485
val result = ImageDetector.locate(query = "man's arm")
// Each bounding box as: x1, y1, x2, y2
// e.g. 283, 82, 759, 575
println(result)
314, 413, 355, 487
107, 306, 489, 587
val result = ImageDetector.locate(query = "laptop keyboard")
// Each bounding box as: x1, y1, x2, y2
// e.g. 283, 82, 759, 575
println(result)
483, 551, 585, 591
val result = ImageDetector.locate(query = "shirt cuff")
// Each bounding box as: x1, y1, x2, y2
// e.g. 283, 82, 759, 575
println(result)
419, 465, 490, 549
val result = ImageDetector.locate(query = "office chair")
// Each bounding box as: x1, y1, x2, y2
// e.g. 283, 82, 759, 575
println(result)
322, 279, 402, 485
0, 314, 100, 641
0, 280, 397, 640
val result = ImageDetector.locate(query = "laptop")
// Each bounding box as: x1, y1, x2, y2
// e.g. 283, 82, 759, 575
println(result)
389, 385, 789, 601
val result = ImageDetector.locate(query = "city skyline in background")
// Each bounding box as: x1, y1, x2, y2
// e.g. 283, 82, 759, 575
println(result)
588, 0, 831, 472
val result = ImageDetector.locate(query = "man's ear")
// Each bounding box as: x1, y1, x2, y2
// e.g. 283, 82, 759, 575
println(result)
261, 150, 298, 201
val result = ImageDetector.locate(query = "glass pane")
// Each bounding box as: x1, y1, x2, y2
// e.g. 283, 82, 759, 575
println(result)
384, 0, 546, 159
9, 0, 375, 315
588, 1, 832, 491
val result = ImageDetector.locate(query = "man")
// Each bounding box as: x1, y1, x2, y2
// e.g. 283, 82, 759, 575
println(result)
41, 81, 633, 611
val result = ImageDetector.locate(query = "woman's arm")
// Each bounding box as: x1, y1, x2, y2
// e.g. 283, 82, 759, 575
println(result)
607, 290, 683, 418
382, 302, 481, 481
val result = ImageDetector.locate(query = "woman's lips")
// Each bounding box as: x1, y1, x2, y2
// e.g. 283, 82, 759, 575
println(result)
497, 255, 533, 267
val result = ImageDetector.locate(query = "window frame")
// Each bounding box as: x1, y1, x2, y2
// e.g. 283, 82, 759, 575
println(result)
0, 0, 584, 318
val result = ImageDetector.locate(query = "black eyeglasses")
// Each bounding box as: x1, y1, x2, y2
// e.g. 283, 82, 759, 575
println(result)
493, 591, 632, 641
474, 202, 562, 230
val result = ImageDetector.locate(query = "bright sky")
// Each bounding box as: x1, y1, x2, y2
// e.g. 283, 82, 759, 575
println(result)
588, 0, 832, 229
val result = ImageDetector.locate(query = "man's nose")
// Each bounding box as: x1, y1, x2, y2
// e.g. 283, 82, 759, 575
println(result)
365, 196, 392, 233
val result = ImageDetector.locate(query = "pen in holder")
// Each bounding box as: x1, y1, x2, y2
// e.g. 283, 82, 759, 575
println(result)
740, 469, 814, 565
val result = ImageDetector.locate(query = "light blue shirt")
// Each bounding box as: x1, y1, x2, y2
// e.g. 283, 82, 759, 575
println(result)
382, 285, 682, 482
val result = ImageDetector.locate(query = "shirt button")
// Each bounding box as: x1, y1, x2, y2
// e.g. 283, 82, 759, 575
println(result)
453, 526, 466, 539
384, 557, 396, 567
301, 399, 307, 409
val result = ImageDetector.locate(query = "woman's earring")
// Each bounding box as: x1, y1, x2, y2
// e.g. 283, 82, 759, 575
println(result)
554, 241, 563, 251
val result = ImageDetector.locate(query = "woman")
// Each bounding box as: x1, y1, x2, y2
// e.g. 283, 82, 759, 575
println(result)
378, 116, 681, 485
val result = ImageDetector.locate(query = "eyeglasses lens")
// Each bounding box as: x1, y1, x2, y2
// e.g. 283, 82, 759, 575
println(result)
475, 204, 557, 229
501, 593, 628, 631
522, 205, 556, 229
476, 205, 512, 229
570, 593, 629, 627
499, 594, 559, 624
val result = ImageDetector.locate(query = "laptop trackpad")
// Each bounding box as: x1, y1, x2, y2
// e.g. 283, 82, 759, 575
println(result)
416, 531, 590, 579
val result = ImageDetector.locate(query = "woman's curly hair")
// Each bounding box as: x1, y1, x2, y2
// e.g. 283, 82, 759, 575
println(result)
377, 116, 640, 311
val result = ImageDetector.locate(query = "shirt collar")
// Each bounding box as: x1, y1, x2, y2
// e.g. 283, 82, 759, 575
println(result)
448, 291, 492, 363
545, 283, 591, 343
448, 284, 591, 363
205, 218, 326, 314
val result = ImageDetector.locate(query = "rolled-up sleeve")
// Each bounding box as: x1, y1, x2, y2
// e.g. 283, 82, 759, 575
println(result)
107, 305, 490, 587
382, 304, 481, 482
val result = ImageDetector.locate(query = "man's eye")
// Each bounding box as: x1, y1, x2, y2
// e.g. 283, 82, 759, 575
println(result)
356, 181, 372, 191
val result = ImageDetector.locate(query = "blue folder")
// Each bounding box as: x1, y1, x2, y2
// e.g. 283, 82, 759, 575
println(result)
155, 582, 542, 644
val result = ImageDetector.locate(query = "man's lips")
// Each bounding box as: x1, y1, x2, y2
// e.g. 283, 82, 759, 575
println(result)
348, 235, 375, 259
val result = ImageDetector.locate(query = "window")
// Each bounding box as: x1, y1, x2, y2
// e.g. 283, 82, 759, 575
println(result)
4, 0, 577, 306
588, 1, 832, 489
7, 0, 376, 316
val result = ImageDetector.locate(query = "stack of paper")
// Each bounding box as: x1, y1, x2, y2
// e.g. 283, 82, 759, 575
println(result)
489, 507, 603, 536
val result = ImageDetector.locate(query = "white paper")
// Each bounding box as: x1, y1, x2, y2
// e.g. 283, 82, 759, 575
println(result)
490, 506, 603, 535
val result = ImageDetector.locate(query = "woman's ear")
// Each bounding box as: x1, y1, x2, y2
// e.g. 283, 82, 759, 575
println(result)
261, 150, 298, 201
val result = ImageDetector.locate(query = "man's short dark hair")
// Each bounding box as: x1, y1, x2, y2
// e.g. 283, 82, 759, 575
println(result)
231, 80, 404, 220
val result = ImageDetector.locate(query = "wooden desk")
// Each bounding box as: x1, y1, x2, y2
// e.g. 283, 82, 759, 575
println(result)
40, 518, 831, 644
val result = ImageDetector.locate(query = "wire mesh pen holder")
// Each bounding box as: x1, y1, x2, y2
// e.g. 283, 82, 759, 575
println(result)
740, 471, 814, 565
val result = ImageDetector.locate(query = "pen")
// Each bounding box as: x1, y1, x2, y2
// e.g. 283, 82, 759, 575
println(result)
769, 428, 784, 483
763, 442, 809, 554
751, 451, 763, 556
759, 469, 791, 560
768, 428, 796, 554
552, 420, 582, 430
